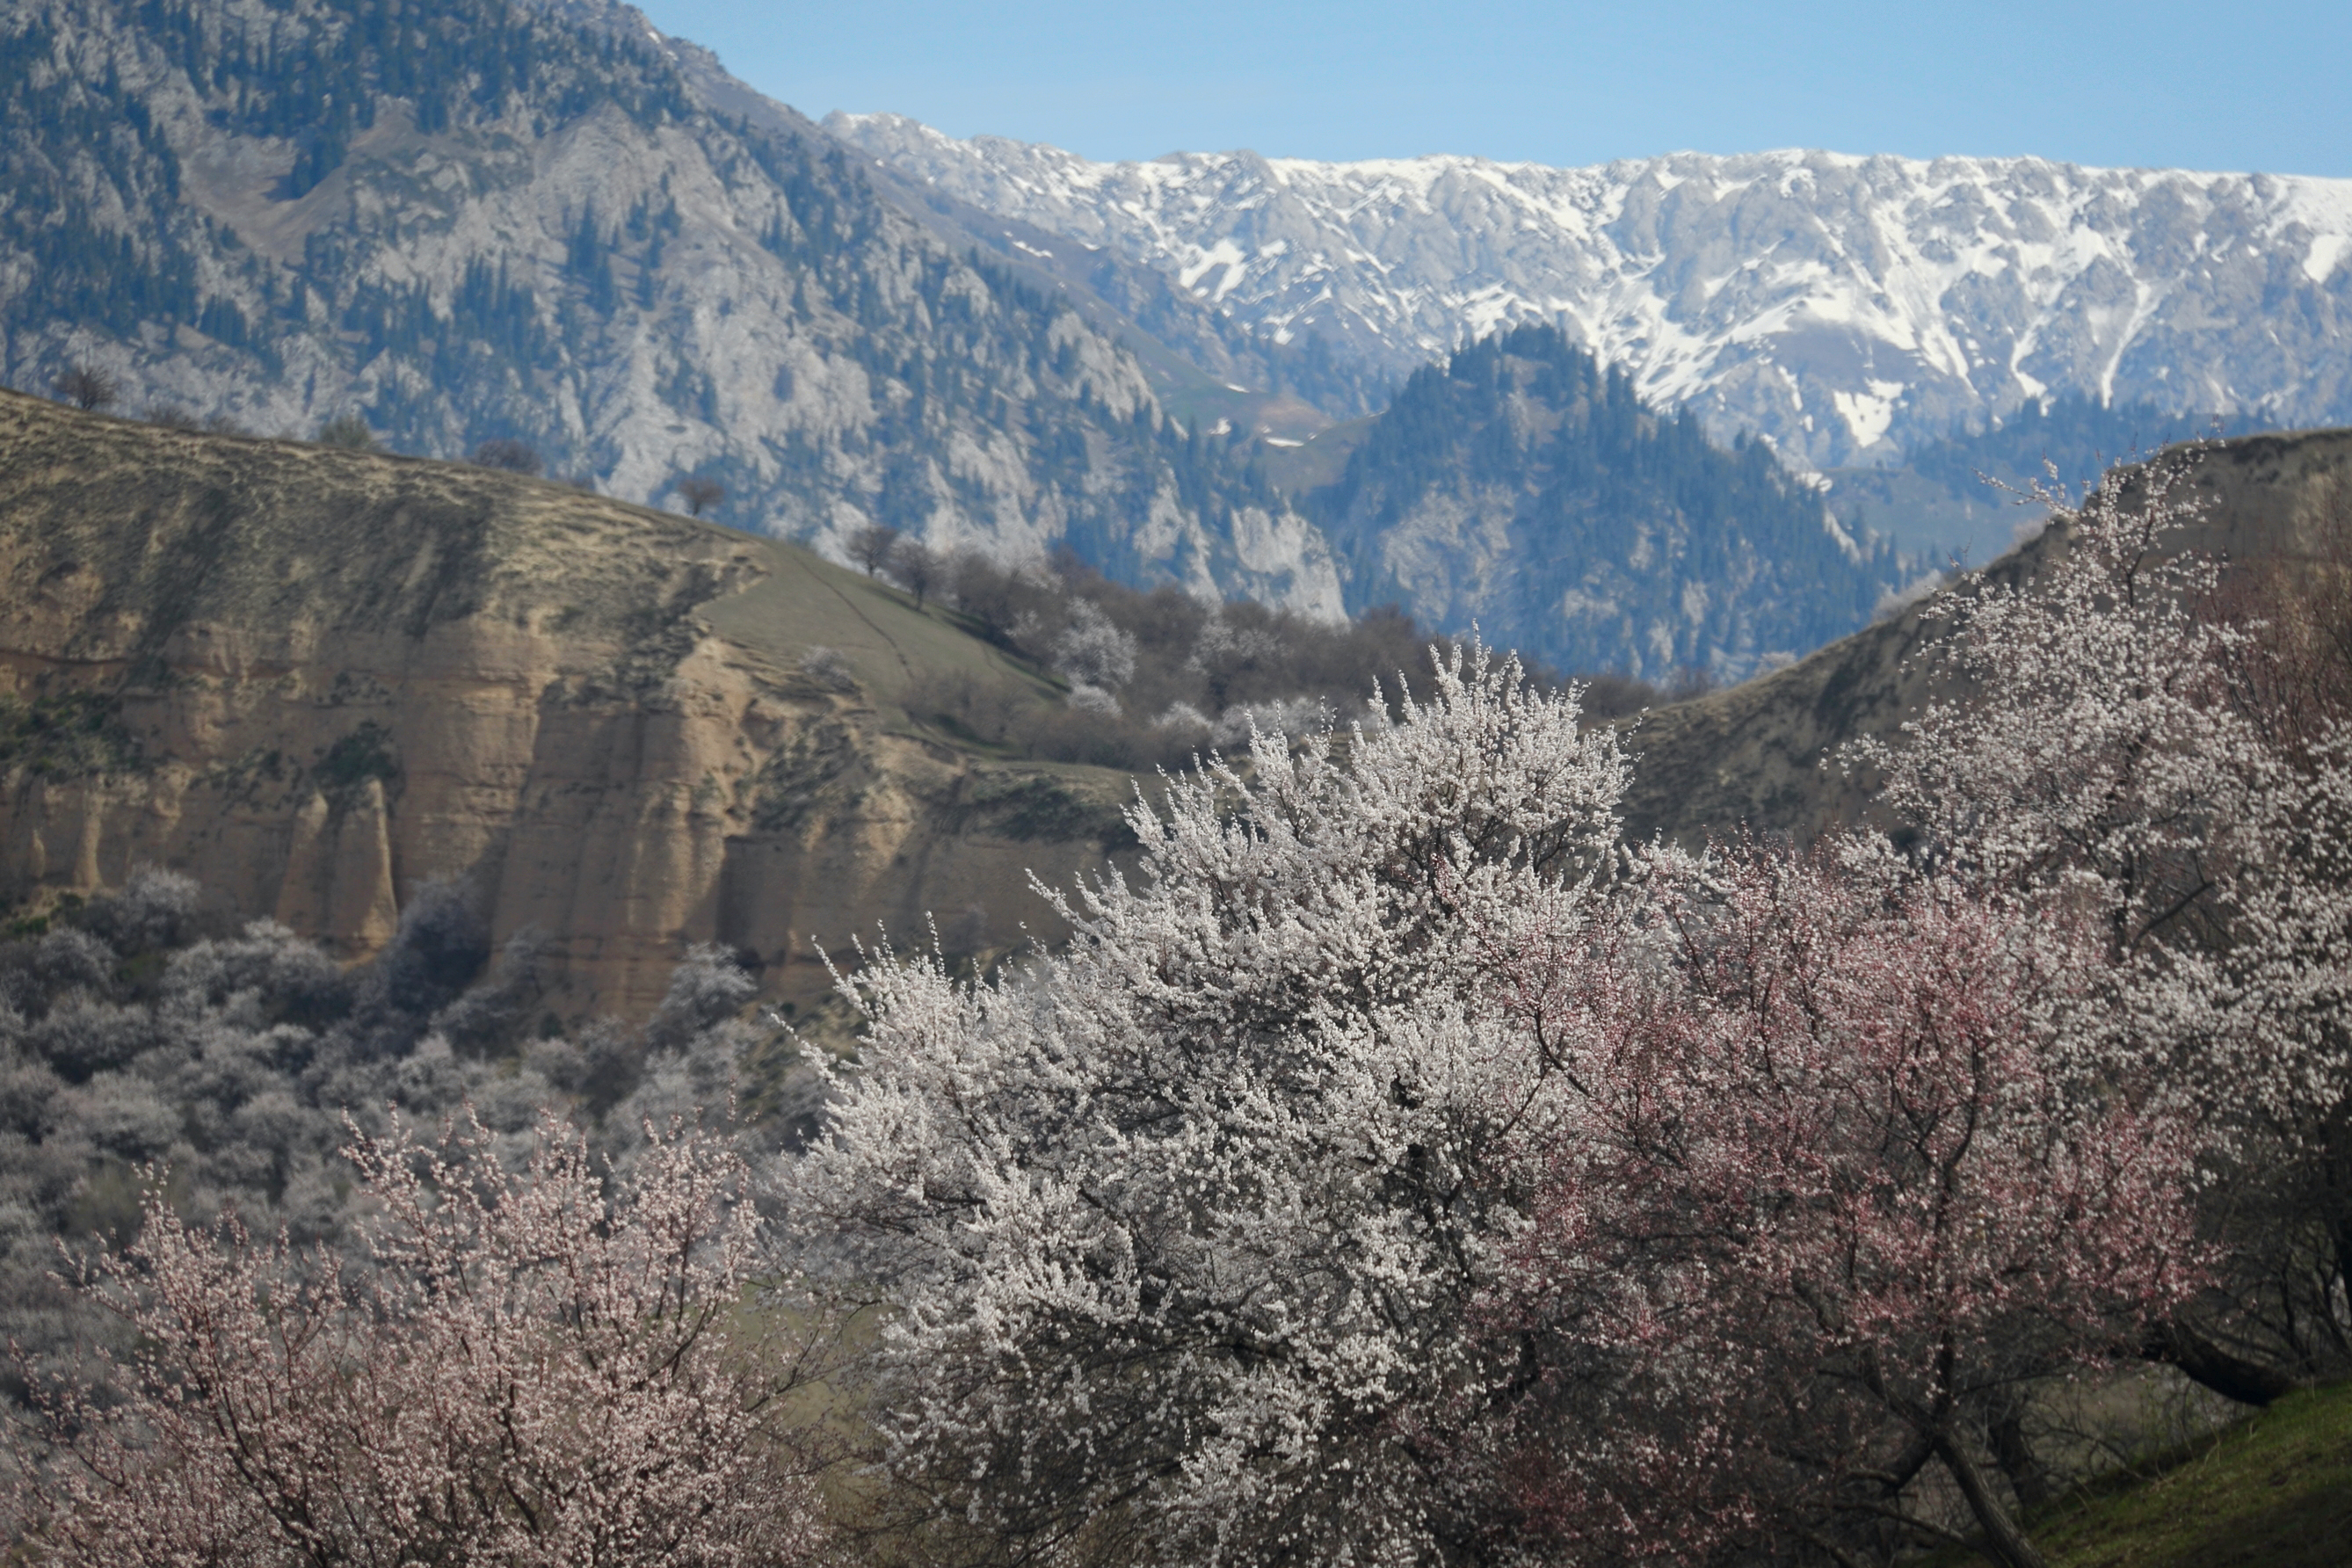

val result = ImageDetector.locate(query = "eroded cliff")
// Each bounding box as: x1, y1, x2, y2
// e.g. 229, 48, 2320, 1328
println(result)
0, 391, 1134, 1020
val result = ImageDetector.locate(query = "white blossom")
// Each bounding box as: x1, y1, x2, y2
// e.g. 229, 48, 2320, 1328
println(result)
788, 646, 1628, 1566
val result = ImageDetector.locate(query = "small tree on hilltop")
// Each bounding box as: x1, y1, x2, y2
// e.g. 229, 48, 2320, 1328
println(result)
54, 364, 117, 411
847, 521, 901, 577
788, 647, 1630, 1568
316, 413, 377, 450
1051, 599, 1139, 692
888, 537, 940, 607
8, 1111, 826, 1568
468, 437, 543, 475
676, 474, 726, 516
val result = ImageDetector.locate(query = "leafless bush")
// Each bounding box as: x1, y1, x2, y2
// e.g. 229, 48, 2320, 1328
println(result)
53, 365, 116, 412
316, 413, 377, 450
847, 521, 901, 577
889, 539, 940, 606
468, 438, 542, 475
643, 942, 758, 1055
800, 646, 854, 690
82, 867, 200, 956
675, 474, 726, 516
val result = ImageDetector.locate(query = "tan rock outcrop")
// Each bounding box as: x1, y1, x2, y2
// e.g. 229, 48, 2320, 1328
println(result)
0, 393, 1131, 1020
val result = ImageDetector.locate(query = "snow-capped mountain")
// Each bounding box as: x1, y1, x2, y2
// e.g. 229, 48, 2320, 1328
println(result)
828, 113, 2352, 468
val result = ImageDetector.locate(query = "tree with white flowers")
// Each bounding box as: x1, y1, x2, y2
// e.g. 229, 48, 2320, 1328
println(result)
788, 648, 1628, 1568
788, 453, 2341, 1566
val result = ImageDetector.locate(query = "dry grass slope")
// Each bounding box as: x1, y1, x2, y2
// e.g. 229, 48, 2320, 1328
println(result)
1622, 427, 2352, 845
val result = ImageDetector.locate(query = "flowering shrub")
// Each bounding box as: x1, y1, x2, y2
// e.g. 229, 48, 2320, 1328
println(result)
1851, 454, 2352, 1394
9, 1112, 822, 1568
1485, 846, 2206, 1568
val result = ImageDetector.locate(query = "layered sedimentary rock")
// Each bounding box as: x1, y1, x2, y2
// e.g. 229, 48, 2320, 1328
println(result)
0, 391, 1131, 1019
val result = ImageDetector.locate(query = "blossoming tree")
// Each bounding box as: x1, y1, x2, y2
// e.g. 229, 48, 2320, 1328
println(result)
1850, 454, 2352, 1398
788, 648, 1629, 1567
1485, 846, 2206, 1568
9, 1112, 823, 1568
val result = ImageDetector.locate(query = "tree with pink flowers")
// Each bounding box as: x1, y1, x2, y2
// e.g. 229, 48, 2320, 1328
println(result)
1483, 845, 2209, 1568
1850, 452, 2352, 1401
8, 1112, 824, 1568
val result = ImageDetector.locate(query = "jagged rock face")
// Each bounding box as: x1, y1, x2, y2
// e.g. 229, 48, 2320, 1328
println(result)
830, 113, 2352, 468
1299, 329, 1895, 679
0, 392, 1136, 1019
0, 0, 1341, 615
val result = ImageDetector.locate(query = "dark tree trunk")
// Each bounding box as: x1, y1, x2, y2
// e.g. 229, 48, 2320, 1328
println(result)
1985, 1391, 2054, 1510
1932, 1428, 2051, 1568
2144, 1320, 2303, 1406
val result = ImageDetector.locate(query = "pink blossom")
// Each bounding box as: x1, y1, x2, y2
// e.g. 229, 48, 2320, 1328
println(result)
8, 1111, 824, 1568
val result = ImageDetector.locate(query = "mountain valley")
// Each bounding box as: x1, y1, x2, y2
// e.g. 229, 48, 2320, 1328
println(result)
6, 0, 2352, 991
1, 0, 1341, 613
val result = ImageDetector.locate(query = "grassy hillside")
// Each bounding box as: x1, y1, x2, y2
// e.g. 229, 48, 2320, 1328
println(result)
1920, 1382, 2352, 1568
0, 384, 1080, 751
1622, 426, 2352, 845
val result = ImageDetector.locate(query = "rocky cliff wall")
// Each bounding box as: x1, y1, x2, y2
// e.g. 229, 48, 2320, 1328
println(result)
834, 113, 2352, 469
0, 392, 1134, 1020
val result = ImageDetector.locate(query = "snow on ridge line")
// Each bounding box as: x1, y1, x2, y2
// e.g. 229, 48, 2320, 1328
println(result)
824, 114, 2352, 201
824, 110, 2352, 466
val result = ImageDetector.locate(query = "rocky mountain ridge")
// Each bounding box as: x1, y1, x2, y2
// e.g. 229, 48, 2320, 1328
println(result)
829, 112, 2352, 468
8, 0, 2186, 679
0, 0, 1339, 613
1279, 326, 1897, 678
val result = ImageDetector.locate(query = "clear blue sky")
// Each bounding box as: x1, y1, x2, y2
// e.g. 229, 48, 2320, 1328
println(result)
630, 0, 2352, 176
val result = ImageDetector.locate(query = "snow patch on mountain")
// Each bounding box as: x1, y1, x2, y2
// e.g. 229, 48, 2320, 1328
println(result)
828, 113, 2352, 467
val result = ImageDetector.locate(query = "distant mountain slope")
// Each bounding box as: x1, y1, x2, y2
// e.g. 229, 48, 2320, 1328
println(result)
0, 0, 1338, 612
1622, 425, 2352, 845
830, 113, 2352, 468
1819, 393, 2268, 563
1278, 327, 1896, 679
